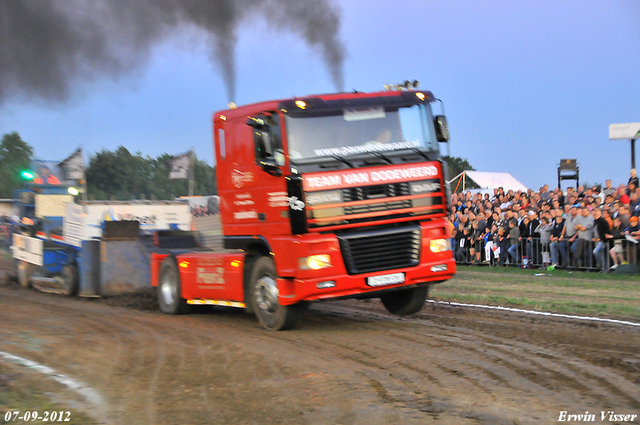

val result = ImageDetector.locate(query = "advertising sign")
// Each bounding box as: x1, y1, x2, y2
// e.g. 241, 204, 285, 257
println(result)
609, 122, 640, 140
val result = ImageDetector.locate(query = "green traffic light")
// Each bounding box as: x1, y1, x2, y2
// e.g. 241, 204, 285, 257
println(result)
21, 170, 34, 180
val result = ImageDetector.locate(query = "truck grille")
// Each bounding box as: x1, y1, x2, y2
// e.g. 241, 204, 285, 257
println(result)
342, 183, 410, 203
345, 199, 412, 215
338, 226, 421, 274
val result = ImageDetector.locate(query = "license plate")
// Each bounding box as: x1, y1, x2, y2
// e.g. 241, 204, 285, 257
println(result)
367, 272, 405, 287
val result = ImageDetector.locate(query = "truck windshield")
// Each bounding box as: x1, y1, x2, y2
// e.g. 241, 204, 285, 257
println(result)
285, 104, 438, 162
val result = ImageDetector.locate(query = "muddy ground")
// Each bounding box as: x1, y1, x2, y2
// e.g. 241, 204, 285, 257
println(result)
0, 276, 639, 425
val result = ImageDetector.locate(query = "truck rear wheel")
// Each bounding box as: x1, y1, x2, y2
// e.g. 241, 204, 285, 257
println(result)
249, 256, 301, 331
380, 286, 430, 316
61, 264, 79, 296
17, 260, 32, 288
157, 257, 190, 315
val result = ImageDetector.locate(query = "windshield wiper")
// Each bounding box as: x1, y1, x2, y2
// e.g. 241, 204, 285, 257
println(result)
369, 151, 393, 164
409, 147, 430, 161
330, 155, 355, 168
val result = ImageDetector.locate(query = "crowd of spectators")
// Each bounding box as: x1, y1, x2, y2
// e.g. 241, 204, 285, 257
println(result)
450, 169, 640, 272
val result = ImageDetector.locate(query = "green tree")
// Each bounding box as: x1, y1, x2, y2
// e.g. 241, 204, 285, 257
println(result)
86, 147, 216, 200
0, 132, 34, 198
442, 155, 479, 192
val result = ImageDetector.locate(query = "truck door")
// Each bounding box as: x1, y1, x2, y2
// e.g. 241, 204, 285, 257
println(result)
248, 112, 290, 235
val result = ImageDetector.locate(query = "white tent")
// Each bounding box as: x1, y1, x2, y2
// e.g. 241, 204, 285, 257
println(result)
449, 170, 528, 192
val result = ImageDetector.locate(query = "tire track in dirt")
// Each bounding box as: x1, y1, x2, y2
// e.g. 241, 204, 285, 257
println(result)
2, 285, 639, 425
281, 302, 640, 421
387, 317, 640, 408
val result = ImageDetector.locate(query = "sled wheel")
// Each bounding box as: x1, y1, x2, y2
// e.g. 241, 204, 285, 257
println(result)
61, 264, 79, 296
157, 257, 190, 315
250, 256, 301, 331
17, 260, 32, 288
380, 286, 430, 316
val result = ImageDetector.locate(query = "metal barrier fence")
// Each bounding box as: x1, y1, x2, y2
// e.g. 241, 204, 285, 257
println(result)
453, 237, 639, 272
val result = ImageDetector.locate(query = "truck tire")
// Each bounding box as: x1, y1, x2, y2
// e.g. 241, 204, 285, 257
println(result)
61, 264, 79, 296
249, 256, 301, 331
157, 257, 190, 315
380, 286, 430, 316
17, 260, 32, 288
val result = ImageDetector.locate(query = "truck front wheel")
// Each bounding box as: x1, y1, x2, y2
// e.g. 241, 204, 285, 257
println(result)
249, 256, 301, 331
157, 257, 190, 315
380, 286, 430, 316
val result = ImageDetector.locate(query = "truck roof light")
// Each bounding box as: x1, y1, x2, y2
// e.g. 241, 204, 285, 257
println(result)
295, 100, 307, 109
416, 92, 426, 101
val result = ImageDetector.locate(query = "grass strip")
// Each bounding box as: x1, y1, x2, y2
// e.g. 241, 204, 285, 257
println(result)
0, 363, 96, 424
432, 266, 640, 321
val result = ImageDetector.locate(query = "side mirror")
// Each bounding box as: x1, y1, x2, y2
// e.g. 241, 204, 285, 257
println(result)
435, 115, 449, 142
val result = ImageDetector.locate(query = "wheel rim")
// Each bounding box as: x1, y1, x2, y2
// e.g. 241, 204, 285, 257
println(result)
161, 274, 176, 306
255, 275, 279, 314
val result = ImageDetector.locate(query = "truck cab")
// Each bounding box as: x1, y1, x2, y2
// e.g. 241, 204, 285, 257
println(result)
208, 87, 455, 329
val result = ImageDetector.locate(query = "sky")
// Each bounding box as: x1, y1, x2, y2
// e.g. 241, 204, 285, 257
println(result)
1, 0, 639, 191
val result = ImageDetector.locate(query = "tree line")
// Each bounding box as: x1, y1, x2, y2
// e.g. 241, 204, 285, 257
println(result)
0, 132, 475, 200
0, 132, 216, 200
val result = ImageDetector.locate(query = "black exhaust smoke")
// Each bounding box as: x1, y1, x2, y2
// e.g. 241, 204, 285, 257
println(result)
0, 0, 345, 104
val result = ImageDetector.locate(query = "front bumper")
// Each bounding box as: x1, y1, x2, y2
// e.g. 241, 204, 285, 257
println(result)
277, 256, 455, 305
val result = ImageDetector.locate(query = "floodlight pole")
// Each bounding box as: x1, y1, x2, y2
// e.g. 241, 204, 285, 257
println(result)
632, 139, 636, 170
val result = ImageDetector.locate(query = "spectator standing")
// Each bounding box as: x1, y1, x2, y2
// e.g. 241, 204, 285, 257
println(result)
484, 224, 499, 265
33, 165, 61, 185
592, 208, 612, 271
563, 206, 582, 267
470, 221, 484, 264
538, 216, 553, 267
550, 214, 566, 267
575, 207, 594, 269
617, 205, 631, 229
525, 210, 541, 266
507, 219, 520, 265
625, 216, 640, 265
629, 169, 639, 190
455, 215, 471, 262
602, 179, 617, 198
496, 227, 510, 266
609, 217, 626, 268
618, 185, 630, 205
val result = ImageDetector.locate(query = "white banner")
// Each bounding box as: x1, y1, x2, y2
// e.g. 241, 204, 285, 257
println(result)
12, 234, 43, 266
169, 152, 192, 180
59, 148, 84, 180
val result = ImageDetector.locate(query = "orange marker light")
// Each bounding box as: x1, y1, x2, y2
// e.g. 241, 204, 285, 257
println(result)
179, 261, 190, 269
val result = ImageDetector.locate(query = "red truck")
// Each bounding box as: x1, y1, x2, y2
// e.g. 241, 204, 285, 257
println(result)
152, 86, 455, 330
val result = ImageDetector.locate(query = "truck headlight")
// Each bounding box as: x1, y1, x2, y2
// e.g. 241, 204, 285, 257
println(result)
430, 239, 450, 253
299, 254, 332, 270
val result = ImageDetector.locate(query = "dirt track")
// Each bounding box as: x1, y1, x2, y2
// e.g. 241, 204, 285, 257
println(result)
0, 281, 639, 425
